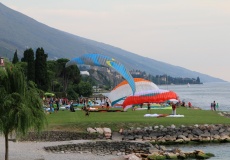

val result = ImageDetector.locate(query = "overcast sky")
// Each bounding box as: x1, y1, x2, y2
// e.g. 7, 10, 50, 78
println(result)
1, 0, 230, 82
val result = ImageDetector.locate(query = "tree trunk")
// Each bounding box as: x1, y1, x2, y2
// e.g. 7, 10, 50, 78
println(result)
4, 133, 9, 160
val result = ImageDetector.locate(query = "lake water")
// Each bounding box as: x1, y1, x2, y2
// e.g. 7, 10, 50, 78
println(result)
168, 143, 230, 160
160, 82, 230, 111
160, 82, 230, 159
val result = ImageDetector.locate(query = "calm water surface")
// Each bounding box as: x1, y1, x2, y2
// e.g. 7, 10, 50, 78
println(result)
168, 143, 230, 160
160, 82, 230, 111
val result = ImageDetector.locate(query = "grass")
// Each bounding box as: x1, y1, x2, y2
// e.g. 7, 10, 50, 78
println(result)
46, 107, 230, 132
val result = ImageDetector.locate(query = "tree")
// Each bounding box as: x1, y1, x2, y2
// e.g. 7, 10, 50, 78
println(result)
66, 87, 79, 100
196, 77, 201, 84
35, 48, 48, 91
14, 61, 28, 78
74, 81, 93, 97
27, 49, 35, 82
12, 50, 19, 64
20, 48, 35, 82
0, 65, 47, 160
56, 58, 81, 93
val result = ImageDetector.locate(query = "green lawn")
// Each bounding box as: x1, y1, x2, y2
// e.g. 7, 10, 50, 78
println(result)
46, 107, 230, 132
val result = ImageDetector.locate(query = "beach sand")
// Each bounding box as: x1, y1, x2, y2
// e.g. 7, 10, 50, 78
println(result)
0, 136, 119, 160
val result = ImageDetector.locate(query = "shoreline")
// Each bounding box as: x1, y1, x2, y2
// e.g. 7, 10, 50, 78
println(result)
0, 135, 214, 160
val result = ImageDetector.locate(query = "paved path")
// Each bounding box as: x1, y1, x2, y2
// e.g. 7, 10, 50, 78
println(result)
0, 136, 121, 160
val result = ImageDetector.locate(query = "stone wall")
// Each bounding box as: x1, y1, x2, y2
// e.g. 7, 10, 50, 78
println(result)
121, 124, 230, 144
21, 124, 230, 144
20, 131, 101, 141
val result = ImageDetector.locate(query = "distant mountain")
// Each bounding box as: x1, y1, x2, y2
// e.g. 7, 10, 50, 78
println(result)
0, 3, 225, 83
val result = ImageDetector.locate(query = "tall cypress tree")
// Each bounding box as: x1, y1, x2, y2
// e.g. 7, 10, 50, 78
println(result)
21, 49, 29, 62
35, 48, 48, 91
21, 48, 35, 82
12, 50, 19, 64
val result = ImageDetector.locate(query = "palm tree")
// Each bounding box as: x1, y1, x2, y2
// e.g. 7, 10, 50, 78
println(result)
0, 65, 47, 160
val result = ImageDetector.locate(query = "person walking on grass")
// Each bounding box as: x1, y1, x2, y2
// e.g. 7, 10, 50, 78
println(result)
216, 102, 219, 111
172, 103, 176, 115
147, 103, 151, 113
210, 102, 214, 111
213, 101, 216, 111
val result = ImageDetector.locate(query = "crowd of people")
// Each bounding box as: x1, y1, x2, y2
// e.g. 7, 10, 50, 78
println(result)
43, 96, 111, 115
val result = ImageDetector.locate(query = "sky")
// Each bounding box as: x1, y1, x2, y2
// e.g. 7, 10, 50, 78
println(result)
1, 0, 230, 82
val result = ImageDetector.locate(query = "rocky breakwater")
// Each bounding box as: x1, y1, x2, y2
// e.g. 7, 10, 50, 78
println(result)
121, 124, 230, 144
44, 141, 214, 159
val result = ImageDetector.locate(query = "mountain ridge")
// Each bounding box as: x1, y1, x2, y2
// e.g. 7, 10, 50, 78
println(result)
0, 2, 225, 83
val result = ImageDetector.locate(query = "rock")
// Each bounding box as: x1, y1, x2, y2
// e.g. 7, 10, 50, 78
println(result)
159, 145, 167, 151
177, 135, 187, 140
219, 128, 225, 133
170, 124, 176, 129
117, 152, 122, 156
103, 127, 111, 134
123, 154, 141, 160
178, 152, 186, 159
159, 125, 164, 129
165, 152, 178, 159
87, 127, 97, 133
95, 128, 104, 134
220, 135, 230, 140
175, 139, 184, 143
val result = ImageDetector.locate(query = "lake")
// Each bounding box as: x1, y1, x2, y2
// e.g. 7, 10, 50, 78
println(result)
160, 82, 230, 111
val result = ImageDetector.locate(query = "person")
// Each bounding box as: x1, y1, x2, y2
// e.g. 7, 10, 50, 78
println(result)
181, 101, 185, 107
132, 105, 135, 111
83, 104, 87, 111
140, 103, 143, 108
106, 101, 110, 110
216, 103, 219, 110
55, 98, 60, 111
147, 103, 151, 113
70, 100, 75, 112
213, 101, 216, 111
49, 99, 53, 113
53, 103, 57, 113
85, 107, 90, 116
172, 103, 176, 115
132, 105, 136, 111
188, 102, 192, 108
210, 102, 214, 111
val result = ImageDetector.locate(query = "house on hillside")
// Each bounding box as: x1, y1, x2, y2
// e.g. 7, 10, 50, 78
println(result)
0, 57, 4, 67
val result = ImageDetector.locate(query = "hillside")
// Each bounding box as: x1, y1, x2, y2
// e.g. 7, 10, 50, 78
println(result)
0, 2, 225, 83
